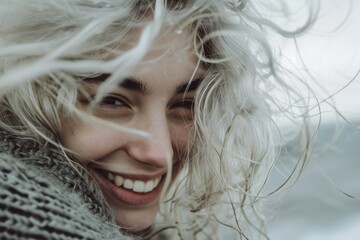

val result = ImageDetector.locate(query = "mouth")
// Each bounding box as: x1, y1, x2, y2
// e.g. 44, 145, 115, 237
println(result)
90, 168, 165, 206
101, 169, 162, 193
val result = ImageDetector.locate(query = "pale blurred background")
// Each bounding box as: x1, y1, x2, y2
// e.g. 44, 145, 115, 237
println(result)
267, 1, 360, 239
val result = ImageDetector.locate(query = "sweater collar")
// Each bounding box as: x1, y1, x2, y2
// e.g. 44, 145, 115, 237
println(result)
0, 129, 115, 223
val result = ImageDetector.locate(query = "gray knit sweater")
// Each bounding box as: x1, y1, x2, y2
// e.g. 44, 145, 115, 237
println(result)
0, 130, 134, 240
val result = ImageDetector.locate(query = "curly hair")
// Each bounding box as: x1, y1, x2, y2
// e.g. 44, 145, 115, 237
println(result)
0, 0, 317, 239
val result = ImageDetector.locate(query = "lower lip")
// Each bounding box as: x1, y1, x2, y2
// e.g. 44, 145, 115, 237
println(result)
91, 169, 165, 206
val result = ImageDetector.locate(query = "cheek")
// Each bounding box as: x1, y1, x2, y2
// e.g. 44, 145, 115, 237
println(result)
170, 123, 194, 155
59, 118, 126, 163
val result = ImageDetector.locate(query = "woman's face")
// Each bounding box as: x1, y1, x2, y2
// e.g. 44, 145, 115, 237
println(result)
60, 31, 205, 232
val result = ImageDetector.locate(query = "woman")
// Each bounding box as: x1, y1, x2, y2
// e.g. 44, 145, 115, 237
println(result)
0, 0, 315, 239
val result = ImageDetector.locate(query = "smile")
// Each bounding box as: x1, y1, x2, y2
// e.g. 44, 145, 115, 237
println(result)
91, 168, 166, 206
106, 171, 162, 193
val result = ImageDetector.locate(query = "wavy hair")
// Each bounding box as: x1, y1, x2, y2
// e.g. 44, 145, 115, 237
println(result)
0, 0, 318, 239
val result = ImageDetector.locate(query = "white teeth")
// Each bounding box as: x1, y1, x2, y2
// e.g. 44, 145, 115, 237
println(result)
154, 177, 160, 186
123, 179, 133, 189
105, 171, 162, 193
144, 181, 154, 193
133, 181, 145, 193
107, 172, 114, 181
114, 175, 124, 187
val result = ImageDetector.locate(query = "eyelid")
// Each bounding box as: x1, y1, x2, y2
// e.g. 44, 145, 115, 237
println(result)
100, 94, 130, 106
169, 98, 194, 109
85, 94, 130, 108
168, 99, 195, 124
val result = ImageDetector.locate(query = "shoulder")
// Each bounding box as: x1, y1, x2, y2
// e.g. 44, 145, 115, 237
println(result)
0, 153, 134, 240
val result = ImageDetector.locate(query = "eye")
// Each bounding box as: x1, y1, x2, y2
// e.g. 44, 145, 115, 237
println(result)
89, 94, 132, 118
168, 98, 195, 123
97, 95, 129, 108
171, 99, 194, 109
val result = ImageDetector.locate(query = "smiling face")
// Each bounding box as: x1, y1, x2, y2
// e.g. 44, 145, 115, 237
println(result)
59, 30, 205, 232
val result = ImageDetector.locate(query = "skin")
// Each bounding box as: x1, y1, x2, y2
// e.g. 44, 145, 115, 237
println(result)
60, 30, 205, 232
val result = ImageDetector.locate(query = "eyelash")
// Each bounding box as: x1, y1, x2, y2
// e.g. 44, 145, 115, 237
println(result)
168, 99, 195, 122
95, 96, 194, 110
97, 95, 129, 108
84, 94, 195, 121
170, 99, 194, 110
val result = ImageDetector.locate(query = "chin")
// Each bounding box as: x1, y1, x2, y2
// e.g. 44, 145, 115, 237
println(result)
118, 220, 153, 234
112, 205, 159, 234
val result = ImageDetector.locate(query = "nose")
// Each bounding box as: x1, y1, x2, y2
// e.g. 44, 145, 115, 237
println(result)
126, 114, 174, 168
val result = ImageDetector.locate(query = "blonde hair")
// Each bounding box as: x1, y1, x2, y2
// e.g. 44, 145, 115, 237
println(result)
0, 0, 317, 239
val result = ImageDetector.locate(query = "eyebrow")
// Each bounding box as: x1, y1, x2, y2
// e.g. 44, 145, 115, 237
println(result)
176, 77, 203, 94
83, 73, 203, 95
83, 74, 149, 95
120, 78, 150, 95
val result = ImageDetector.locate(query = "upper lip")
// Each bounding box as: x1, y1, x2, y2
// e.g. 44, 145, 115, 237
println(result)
90, 165, 166, 181
89, 160, 180, 181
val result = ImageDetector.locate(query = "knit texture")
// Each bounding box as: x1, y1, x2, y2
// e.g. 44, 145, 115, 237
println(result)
0, 130, 134, 240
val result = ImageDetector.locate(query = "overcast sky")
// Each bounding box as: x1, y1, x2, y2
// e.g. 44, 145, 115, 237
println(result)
279, 0, 360, 123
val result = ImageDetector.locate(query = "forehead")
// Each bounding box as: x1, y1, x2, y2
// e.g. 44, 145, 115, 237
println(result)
111, 28, 198, 70
110, 28, 206, 85
84, 28, 206, 95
